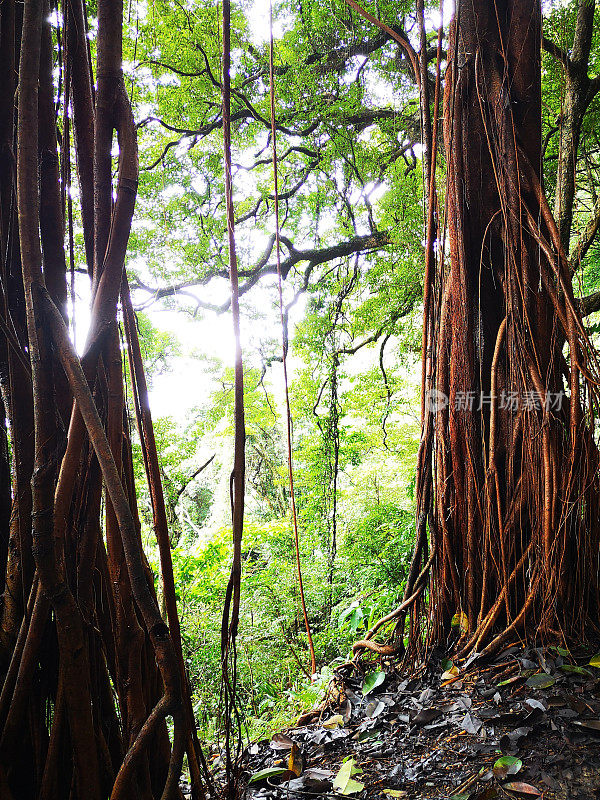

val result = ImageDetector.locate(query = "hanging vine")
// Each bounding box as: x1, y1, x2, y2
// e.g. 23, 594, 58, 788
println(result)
268, 0, 317, 678
219, 0, 247, 794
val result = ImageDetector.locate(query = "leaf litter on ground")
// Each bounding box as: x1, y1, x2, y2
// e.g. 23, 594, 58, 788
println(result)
241, 643, 600, 800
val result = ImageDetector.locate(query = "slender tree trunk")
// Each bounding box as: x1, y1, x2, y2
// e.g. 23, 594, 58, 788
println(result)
553, 0, 596, 255
0, 0, 210, 795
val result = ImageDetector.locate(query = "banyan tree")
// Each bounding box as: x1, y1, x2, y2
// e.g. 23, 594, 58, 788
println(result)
3, 0, 600, 795
0, 0, 210, 796
409, 0, 600, 659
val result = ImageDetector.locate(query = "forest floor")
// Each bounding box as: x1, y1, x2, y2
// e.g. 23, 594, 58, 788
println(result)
239, 645, 600, 800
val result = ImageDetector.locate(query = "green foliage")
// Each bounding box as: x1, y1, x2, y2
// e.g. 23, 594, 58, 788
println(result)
132, 414, 216, 546
342, 503, 414, 589
133, 312, 182, 385
124, 4, 426, 729
122, 0, 425, 342
336, 503, 414, 633
164, 522, 343, 740
118, 0, 600, 750
159, 500, 414, 741
542, 1, 600, 288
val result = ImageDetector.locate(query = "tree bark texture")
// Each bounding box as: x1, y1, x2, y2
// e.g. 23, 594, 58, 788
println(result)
413, 0, 600, 660
0, 0, 209, 796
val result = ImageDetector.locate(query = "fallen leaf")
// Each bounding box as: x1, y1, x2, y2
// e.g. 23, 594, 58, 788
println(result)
248, 767, 288, 784
288, 743, 303, 777
461, 711, 482, 734
365, 700, 385, 718
451, 611, 469, 634
511, 726, 533, 740
306, 768, 334, 778
497, 675, 523, 687
362, 670, 385, 696
503, 781, 541, 797
455, 696, 473, 710
525, 673, 555, 689
463, 651, 481, 669
572, 719, 600, 733
524, 698, 546, 711
589, 653, 600, 668
352, 729, 380, 743
332, 758, 364, 795
419, 687, 435, 703
493, 756, 522, 778
413, 707, 442, 725
567, 696, 587, 714
442, 666, 460, 680
287, 768, 333, 793
382, 791, 408, 798
323, 714, 344, 729
341, 698, 352, 722
340, 757, 362, 776
560, 664, 592, 677
270, 733, 295, 750
499, 726, 532, 750
519, 658, 538, 670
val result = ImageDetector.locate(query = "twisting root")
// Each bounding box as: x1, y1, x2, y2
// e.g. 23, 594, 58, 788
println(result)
352, 546, 436, 659
399, 2, 600, 665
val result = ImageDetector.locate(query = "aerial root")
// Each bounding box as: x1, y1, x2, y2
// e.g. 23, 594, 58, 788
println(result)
351, 546, 436, 661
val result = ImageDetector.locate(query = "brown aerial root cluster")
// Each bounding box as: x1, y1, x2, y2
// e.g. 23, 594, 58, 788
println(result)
355, 0, 600, 668
0, 0, 211, 797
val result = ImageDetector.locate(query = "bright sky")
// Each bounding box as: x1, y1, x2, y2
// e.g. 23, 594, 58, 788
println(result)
103, 0, 445, 422
133, 0, 300, 420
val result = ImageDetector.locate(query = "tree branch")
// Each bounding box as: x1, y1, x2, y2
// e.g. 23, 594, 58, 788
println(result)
175, 455, 216, 503
132, 231, 392, 312
570, 192, 600, 271
579, 291, 600, 317
336, 302, 413, 357
570, 0, 596, 69
138, 59, 204, 78
587, 74, 600, 105
340, 0, 419, 83
542, 35, 573, 72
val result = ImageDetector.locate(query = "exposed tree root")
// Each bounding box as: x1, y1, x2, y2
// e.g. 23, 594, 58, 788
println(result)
0, 0, 210, 795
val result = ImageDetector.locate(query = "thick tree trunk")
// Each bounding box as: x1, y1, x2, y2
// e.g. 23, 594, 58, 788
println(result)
414, 0, 600, 659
